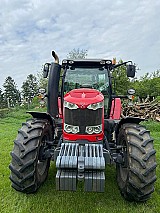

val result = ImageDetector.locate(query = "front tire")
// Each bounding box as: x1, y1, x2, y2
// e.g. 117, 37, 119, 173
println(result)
116, 123, 156, 202
9, 118, 53, 193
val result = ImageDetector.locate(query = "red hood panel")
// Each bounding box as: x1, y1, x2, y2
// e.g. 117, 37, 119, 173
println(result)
64, 88, 104, 107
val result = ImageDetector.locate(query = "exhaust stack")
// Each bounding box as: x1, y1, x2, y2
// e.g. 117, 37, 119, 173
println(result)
47, 51, 61, 118
52, 51, 59, 64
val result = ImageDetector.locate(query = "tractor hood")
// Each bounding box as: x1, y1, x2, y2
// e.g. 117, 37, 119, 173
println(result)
64, 88, 104, 109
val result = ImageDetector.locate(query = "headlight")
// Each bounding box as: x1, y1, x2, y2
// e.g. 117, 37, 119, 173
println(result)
86, 125, 102, 134
87, 101, 103, 110
64, 101, 79, 109
85, 126, 94, 134
64, 123, 79, 134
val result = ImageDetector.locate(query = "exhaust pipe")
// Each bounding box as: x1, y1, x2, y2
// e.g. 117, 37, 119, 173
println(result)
52, 51, 59, 64
47, 51, 61, 117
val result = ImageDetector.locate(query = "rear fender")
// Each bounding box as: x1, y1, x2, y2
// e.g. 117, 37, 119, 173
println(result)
109, 98, 121, 120
27, 111, 55, 128
115, 117, 145, 140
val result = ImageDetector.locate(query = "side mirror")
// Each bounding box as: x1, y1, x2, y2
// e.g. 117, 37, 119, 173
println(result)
127, 88, 135, 95
127, 89, 135, 105
43, 63, 51, 78
126, 64, 136, 78
39, 88, 46, 94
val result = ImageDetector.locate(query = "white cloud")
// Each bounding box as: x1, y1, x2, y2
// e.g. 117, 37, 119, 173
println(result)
0, 0, 160, 89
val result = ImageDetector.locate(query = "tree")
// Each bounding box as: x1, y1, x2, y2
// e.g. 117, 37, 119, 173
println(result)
37, 68, 48, 90
21, 74, 38, 105
3, 76, 20, 108
149, 70, 160, 97
112, 60, 131, 95
131, 70, 160, 98
67, 48, 88, 59
0, 88, 7, 108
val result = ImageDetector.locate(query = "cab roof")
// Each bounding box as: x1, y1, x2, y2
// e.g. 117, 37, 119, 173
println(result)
62, 59, 113, 68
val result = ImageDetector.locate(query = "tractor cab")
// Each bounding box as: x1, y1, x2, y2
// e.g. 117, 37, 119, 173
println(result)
59, 59, 113, 143
62, 61, 111, 117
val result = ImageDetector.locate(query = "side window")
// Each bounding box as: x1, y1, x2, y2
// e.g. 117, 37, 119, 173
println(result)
98, 74, 109, 92
64, 71, 78, 92
98, 73, 110, 116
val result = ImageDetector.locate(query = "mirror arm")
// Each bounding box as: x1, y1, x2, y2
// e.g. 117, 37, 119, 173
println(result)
113, 61, 132, 69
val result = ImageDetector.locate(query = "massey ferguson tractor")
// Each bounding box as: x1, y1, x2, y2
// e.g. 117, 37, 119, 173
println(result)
9, 51, 156, 202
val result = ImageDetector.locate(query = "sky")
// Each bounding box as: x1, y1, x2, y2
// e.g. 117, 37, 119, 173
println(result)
0, 0, 160, 90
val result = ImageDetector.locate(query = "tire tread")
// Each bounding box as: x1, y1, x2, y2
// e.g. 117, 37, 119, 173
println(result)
117, 123, 156, 202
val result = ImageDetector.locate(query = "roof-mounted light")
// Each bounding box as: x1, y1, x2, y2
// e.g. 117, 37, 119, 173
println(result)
100, 60, 105, 65
106, 60, 112, 64
112, 58, 116, 65
69, 60, 74, 64
62, 60, 67, 64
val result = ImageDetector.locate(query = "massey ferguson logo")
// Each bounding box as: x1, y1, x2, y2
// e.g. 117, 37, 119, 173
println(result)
79, 103, 85, 109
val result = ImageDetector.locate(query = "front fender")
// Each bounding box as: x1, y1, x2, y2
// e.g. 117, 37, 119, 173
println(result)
27, 111, 55, 128
115, 117, 145, 138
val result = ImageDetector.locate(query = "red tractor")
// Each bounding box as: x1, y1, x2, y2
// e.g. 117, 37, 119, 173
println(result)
9, 51, 156, 201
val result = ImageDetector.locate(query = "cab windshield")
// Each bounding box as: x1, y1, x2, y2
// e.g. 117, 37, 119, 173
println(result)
63, 67, 110, 115
64, 68, 109, 91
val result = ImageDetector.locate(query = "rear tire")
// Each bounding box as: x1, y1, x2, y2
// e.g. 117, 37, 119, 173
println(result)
9, 118, 53, 193
116, 123, 156, 202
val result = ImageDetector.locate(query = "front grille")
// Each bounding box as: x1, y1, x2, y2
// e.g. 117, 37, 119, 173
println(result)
64, 108, 102, 134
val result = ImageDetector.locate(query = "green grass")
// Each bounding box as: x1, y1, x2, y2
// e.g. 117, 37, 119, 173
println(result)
0, 113, 160, 213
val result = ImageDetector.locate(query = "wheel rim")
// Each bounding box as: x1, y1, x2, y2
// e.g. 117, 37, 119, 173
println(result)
37, 135, 49, 176
37, 160, 48, 176
119, 137, 129, 182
